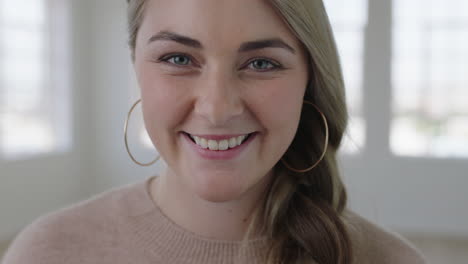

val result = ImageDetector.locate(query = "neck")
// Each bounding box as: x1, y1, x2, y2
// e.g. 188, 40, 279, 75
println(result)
150, 168, 272, 241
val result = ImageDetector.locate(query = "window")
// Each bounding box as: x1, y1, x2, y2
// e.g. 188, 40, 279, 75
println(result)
324, 0, 368, 154
0, 0, 71, 160
391, 0, 468, 158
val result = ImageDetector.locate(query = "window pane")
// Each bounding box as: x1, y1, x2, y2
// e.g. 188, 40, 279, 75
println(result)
2, 28, 47, 112
392, 0, 468, 158
0, 112, 55, 157
0, 0, 45, 25
324, 0, 368, 154
0, 0, 71, 159
2, 27, 46, 59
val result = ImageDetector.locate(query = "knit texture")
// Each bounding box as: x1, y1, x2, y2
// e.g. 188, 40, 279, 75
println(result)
1, 176, 427, 264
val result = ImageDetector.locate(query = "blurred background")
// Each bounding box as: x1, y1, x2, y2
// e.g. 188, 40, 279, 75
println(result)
1, 0, 467, 262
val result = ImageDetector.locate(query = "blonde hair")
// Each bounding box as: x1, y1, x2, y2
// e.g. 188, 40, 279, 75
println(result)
126, 0, 353, 263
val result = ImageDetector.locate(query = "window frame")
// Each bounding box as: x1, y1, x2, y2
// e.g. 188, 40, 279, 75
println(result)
339, 0, 468, 236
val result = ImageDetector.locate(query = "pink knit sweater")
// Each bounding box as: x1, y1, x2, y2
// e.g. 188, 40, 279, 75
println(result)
2, 176, 426, 264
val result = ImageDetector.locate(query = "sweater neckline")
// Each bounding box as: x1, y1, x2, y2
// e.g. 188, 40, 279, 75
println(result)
125, 175, 269, 263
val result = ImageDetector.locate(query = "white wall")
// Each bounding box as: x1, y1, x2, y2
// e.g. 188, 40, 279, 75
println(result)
1, 0, 467, 246
341, 155, 468, 237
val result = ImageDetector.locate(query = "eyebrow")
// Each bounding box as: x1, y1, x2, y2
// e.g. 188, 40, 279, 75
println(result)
148, 30, 296, 54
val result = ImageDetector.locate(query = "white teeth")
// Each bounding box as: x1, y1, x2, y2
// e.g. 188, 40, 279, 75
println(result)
191, 134, 250, 150
236, 135, 246, 145
207, 140, 219, 150
218, 140, 229, 150
199, 137, 208, 149
229, 138, 237, 148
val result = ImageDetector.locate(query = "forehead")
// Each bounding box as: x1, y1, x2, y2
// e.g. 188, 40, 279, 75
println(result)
138, 0, 301, 51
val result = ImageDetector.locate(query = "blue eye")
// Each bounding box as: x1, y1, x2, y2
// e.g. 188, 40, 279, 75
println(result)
158, 54, 282, 72
248, 59, 279, 71
161, 54, 192, 66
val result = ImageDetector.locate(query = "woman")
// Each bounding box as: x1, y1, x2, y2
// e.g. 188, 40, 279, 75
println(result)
2, 0, 427, 263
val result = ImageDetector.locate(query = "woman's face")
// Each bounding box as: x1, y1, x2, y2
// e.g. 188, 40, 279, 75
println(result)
134, 0, 309, 202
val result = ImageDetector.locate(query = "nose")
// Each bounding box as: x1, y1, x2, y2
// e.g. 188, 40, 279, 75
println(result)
194, 70, 244, 126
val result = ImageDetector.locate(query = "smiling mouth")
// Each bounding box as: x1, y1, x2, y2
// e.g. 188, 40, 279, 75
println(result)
182, 132, 255, 151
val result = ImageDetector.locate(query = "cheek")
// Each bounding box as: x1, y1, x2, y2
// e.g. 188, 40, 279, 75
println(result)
138, 68, 189, 126
250, 79, 305, 133
137, 73, 186, 149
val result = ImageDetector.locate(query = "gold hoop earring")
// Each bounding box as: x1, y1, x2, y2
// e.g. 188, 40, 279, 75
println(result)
281, 100, 329, 173
124, 99, 160, 167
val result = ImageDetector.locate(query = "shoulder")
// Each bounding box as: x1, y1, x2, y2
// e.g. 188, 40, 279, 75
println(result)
1, 178, 148, 264
343, 210, 428, 264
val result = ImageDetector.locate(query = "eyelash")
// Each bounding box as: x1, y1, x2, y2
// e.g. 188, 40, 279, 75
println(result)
156, 53, 284, 72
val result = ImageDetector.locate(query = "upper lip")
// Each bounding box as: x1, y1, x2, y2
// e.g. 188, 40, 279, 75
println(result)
183, 132, 255, 140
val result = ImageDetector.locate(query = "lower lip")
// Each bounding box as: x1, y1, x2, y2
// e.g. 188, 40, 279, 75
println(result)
181, 132, 257, 160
